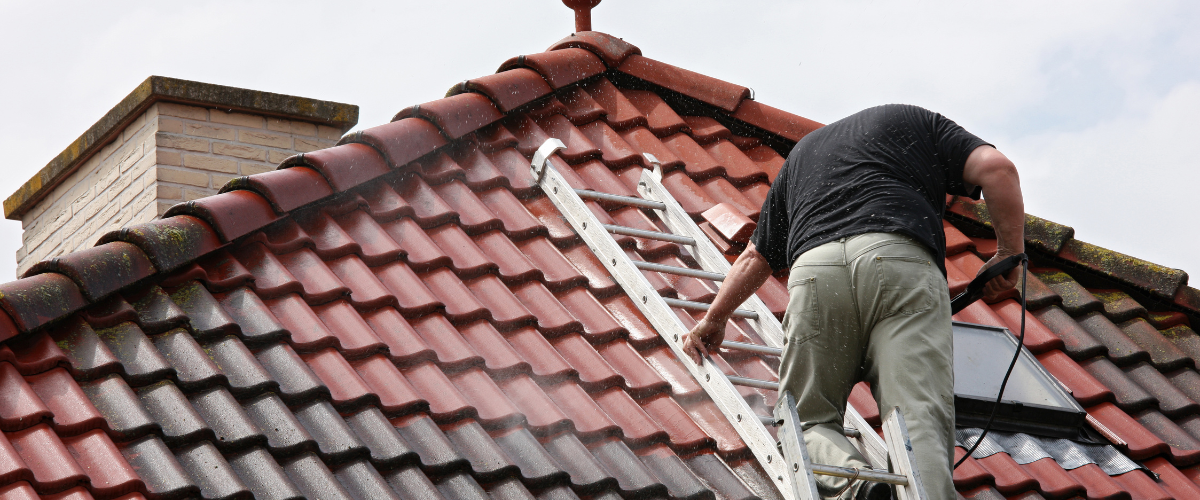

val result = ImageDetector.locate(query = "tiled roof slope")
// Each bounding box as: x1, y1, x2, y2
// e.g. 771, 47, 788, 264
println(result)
0, 30, 1194, 500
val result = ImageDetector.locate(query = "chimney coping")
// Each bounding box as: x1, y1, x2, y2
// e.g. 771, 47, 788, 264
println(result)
4, 75, 359, 220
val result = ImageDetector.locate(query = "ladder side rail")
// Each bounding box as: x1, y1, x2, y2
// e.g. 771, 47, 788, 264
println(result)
530, 143, 800, 499
882, 408, 929, 500
844, 404, 889, 470
776, 392, 821, 500
635, 165, 786, 348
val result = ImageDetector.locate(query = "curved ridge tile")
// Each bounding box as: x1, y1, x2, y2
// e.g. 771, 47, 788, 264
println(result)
547, 32, 641, 67
279, 143, 388, 193
393, 93, 504, 140
731, 99, 824, 144
446, 68, 553, 113
498, 48, 607, 89
220, 166, 334, 213
617, 55, 749, 112
23, 242, 155, 303
164, 190, 280, 243
1057, 239, 1187, 300
0, 273, 87, 333
98, 215, 222, 274
340, 118, 447, 171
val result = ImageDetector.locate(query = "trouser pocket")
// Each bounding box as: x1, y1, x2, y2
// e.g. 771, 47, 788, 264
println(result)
875, 255, 934, 317
783, 276, 819, 346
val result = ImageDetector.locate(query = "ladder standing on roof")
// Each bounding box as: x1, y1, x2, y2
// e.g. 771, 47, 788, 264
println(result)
530, 138, 928, 500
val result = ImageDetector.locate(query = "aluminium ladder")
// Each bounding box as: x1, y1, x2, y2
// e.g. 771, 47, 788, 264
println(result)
530, 139, 929, 500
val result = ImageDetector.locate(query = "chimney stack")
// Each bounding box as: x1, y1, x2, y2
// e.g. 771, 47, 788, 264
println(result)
5, 76, 357, 276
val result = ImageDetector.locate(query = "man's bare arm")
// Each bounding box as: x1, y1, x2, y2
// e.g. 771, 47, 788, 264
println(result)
962, 145, 1025, 299
682, 241, 774, 364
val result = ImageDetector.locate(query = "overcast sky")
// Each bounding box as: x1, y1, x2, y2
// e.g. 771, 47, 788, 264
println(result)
1, 1, 1196, 283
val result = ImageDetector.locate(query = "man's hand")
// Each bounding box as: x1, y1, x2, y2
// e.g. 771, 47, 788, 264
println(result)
978, 253, 1022, 302
683, 317, 725, 365
680, 243, 774, 365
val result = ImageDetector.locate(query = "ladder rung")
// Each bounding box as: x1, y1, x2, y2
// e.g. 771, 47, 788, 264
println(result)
721, 340, 782, 356
726, 375, 779, 390
603, 224, 696, 245
811, 464, 910, 487
632, 261, 723, 281
574, 189, 667, 211
662, 297, 758, 319
756, 415, 863, 438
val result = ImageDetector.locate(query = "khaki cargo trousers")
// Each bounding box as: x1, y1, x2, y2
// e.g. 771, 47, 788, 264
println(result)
779, 233, 955, 500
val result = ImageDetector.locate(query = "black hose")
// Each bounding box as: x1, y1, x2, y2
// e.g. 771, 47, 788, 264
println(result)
953, 257, 1029, 469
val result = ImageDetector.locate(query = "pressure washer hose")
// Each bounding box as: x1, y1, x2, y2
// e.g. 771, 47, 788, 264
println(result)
952, 255, 1029, 470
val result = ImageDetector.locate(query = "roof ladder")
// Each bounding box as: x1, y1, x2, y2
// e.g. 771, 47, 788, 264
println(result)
531, 139, 929, 500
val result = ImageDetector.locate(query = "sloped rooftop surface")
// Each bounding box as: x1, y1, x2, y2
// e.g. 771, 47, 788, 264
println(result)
0, 30, 1197, 500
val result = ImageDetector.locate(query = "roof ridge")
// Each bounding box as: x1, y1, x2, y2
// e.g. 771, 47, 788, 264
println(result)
947, 196, 1192, 304
0, 30, 824, 342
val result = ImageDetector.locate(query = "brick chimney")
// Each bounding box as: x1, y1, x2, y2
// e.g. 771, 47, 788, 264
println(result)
5, 76, 358, 276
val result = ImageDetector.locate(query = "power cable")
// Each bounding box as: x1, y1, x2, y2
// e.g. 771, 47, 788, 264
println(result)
953, 255, 1029, 469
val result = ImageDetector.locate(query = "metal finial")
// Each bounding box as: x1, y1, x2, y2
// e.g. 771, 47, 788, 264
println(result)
562, 0, 601, 32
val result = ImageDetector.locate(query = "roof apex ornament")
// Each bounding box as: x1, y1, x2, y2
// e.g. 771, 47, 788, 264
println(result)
562, 0, 601, 32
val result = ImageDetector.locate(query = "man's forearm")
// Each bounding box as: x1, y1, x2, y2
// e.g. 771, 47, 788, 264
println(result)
701, 242, 774, 325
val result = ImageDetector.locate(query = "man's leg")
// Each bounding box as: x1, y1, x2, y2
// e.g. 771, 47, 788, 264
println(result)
778, 238, 872, 499
848, 234, 956, 500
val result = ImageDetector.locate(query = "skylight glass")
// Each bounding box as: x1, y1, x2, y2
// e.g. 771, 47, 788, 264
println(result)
952, 321, 1088, 439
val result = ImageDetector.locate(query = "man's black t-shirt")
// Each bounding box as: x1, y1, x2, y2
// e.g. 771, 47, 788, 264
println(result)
750, 104, 990, 276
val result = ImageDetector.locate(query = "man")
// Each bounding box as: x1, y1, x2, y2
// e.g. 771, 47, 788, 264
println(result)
682, 104, 1024, 500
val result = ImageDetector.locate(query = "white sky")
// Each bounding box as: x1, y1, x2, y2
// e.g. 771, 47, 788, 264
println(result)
0, 1, 1196, 283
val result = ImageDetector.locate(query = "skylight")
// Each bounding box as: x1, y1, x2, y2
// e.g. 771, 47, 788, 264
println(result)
953, 321, 1088, 439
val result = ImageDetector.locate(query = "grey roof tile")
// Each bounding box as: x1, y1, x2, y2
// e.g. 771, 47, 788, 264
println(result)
383, 465, 445, 500
81, 373, 158, 441
153, 328, 224, 390
216, 287, 289, 346
189, 386, 266, 452
333, 459, 401, 500
282, 452, 355, 500
435, 471, 490, 500
227, 447, 304, 500
204, 335, 277, 398
443, 419, 521, 481
493, 427, 570, 487
254, 342, 329, 405
136, 380, 213, 447
120, 434, 199, 500
590, 438, 666, 497
344, 407, 417, 468
242, 392, 316, 458
176, 441, 253, 500
171, 282, 240, 340
128, 285, 189, 334
293, 399, 368, 464
392, 414, 468, 474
